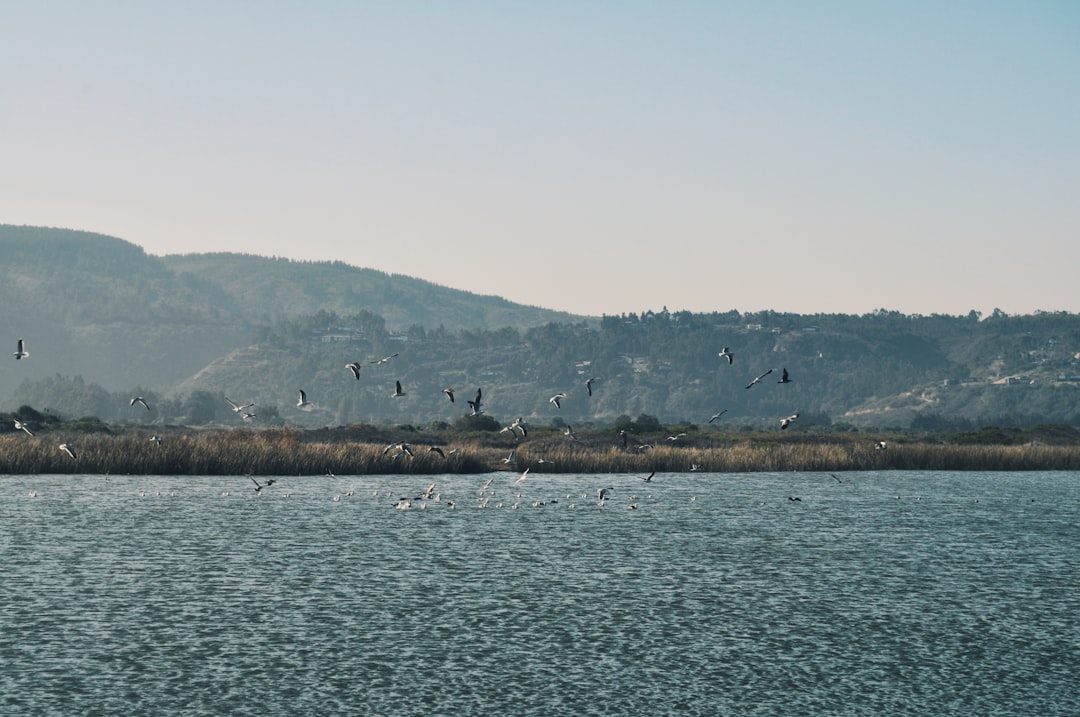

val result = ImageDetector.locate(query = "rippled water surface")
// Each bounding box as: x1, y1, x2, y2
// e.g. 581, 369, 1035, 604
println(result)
2, 471, 1077, 715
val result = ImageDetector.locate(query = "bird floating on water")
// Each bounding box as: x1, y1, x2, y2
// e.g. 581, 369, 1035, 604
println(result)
13, 338, 29, 360
745, 369, 774, 389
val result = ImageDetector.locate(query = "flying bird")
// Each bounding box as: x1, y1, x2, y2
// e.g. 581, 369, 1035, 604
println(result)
226, 397, 255, 413
392, 380, 405, 398
585, 377, 598, 396
467, 388, 483, 415
130, 396, 151, 410
296, 389, 312, 409
59, 443, 77, 459
549, 392, 567, 409
514, 468, 530, 485
14, 420, 33, 436
778, 368, 791, 384
370, 353, 399, 365
780, 413, 800, 430
745, 369, 774, 389
643, 471, 656, 482
13, 338, 29, 360
718, 347, 733, 364
428, 446, 446, 458
708, 410, 728, 423
345, 362, 362, 380
442, 388, 455, 402
564, 425, 577, 440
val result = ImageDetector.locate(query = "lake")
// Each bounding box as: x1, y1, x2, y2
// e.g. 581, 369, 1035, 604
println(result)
1, 470, 1076, 716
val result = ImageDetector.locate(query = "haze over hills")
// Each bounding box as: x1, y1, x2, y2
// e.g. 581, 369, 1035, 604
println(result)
3, 224, 1080, 430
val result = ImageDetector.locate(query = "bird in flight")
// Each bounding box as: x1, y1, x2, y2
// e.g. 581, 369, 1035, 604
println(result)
59, 443, 77, 459
250, 477, 276, 493
345, 362, 362, 380
13, 338, 29, 360
14, 420, 33, 436
226, 397, 255, 413
467, 388, 483, 415
780, 413, 800, 430
130, 396, 151, 410
392, 380, 406, 398
442, 388, 455, 402
428, 446, 446, 458
513, 468, 530, 485
370, 353, 399, 365
718, 347, 733, 364
296, 389, 312, 409
585, 377, 598, 396
708, 410, 728, 423
745, 369, 774, 389
642, 471, 656, 482
549, 392, 567, 409
778, 368, 791, 384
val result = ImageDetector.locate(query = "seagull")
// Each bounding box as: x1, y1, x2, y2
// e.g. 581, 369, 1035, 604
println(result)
718, 347, 733, 364
345, 362, 362, 380
391, 380, 405, 398
780, 413, 800, 429
549, 392, 567, 409
14, 420, 33, 436
708, 410, 728, 423
510, 417, 527, 438
564, 425, 577, 440
666, 433, 686, 442
643, 471, 656, 482
250, 477, 268, 493
130, 396, 151, 410
428, 446, 446, 458
13, 338, 28, 360
467, 388, 483, 415
226, 397, 255, 413
370, 352, 399, 365
778, 368, 791, 384
442, 388, 455, 402
502, 450, 515, 464
383, 442, 414, 457
513, 468, 530, 485
59, 443, 77, 459
241, 411, 257, 422
149, 435, 162, 445
585, 377, 598, 396
296, 390, 312, 409
788, 496, 802, 502
876, 441, 888, 450
745, 369, 774, 389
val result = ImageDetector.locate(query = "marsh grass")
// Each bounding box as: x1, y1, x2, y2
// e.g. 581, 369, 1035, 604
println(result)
2, 429, 1079, 475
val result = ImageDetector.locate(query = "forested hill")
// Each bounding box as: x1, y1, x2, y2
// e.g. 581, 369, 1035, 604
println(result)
3, 225, 1080, 430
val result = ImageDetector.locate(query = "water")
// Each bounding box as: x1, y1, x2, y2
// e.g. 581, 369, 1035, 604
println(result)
1, 471, 1076, 716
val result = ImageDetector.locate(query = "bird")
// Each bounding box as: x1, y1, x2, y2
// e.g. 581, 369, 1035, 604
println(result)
549, 392, 567, 409
14, 420, 33, 436
241, 411, 257, 422
745, 369, 774, 389
370, 353, 399, 365
787, 496, 802, 502
130, 396, 151, 410
296, 390, 312, 409
513, 468, 530, 485
876, 441, 888, 450
59, 443, 77, 459
226, 397, 255, 413
780, 413, 800, 429
778, 368, 791, 384
718, 347, 733, 364
345, 362, 362, 380
585, 377, 598, 396
467, 388, 483, 415
149, 435, 162, 445
391, 380, 405, 398
619, 429, 629, 448
830, 473, 843, 484
643, 471, 656, 482
666, 433, 686, 442
13, 338, 29, 360
428, 446, 446, 458
250, 477, 269, 493
564, 425, 577, 440
510, 417, 527, 438
502, 450, 515, 464
708, 410, 728, 423
383, 442, 414, 457
442, 388, 455, 402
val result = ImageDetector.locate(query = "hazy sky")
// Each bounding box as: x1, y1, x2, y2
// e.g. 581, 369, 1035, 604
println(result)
4, 2, 1078, 318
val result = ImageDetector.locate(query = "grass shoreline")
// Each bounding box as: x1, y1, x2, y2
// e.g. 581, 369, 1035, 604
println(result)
3, 427, 1080, 475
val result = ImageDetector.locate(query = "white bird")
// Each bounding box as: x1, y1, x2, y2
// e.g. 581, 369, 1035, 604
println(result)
241, 411, 257, 421
14, 420, 33, 436
59, 443, 77, 459
513, 468, 530, 485
718, 347, 733, 364
585, 377, 598, 396
345, 362, 362, 380
442, 387, 455, 402
467, 388, 483, 415
666, 433, 686, 442
130, 396, 150, 410
370, 353, 399, 365
708, 410, 728, 423
549, 392, 567, 409
296, 389, 312, 409
13, 338, 29, 360
564, 425, 577, 440
226, 397, 255, 413
876, 441, 888, 450
502, 450, 515, 464
745, 369, 774, 389
149, 435, 162, 444
780, 413, 800, 430
392, 380, 405, 398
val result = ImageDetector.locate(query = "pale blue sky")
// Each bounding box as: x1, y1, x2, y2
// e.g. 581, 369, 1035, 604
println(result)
3, 2, 1077, 317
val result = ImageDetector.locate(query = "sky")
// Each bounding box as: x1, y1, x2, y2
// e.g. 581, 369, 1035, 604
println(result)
3, 1, 1078, 318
